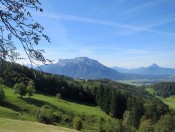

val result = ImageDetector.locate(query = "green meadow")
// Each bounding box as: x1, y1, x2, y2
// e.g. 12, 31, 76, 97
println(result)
0, 84, 111, 131
160, 95, 175, 110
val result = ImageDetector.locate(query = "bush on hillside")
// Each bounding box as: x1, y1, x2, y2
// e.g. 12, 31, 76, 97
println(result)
36, 105, 55, 124
26, 80, 35, 98
73, 117, 83, 131
56, 93, 62, 100
13, 83, 27, 98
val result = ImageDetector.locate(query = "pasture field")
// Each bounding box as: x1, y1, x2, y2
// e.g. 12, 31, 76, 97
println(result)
160, 95, 175, 110
0, 84, 110, 131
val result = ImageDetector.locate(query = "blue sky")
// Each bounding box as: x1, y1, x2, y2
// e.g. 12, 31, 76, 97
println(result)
18, 0, 175, 68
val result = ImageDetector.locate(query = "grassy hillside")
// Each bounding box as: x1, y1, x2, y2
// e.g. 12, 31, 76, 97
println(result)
161, 95, 175, 110
0, 84, 110, 131
0, 118, 77, 132
146, 87, 175, 110
146, 87, 156, 95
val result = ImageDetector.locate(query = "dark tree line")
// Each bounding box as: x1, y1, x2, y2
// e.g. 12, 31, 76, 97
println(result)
151, 82, 175, 98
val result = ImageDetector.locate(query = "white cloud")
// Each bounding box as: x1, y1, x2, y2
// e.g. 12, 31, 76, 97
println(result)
118, 0, 166, 17
34, 12, 175, 36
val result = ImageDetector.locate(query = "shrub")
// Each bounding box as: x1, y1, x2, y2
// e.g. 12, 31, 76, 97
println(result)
26, 80, 35, 98
36, 105, 54, 124
73, 117, 83, 131
53, 111, 62, 123
13, 82, 27, 98
56, 93, 62, 100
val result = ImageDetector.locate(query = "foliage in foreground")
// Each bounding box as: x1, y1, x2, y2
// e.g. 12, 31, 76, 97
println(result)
0, 0, 50, 64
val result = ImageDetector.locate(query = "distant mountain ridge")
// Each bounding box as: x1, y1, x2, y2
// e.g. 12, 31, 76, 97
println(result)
35, 57, 174, 80
112, 63, 175, 75
39, 57, 124, 80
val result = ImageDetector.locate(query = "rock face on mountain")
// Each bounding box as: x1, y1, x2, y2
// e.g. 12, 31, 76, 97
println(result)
112, 63, 175, 75
39, 57, 124, 80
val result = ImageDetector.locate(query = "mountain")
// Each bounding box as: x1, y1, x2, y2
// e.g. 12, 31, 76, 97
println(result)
112, 63, 175, 75
38, 57, 124, 80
